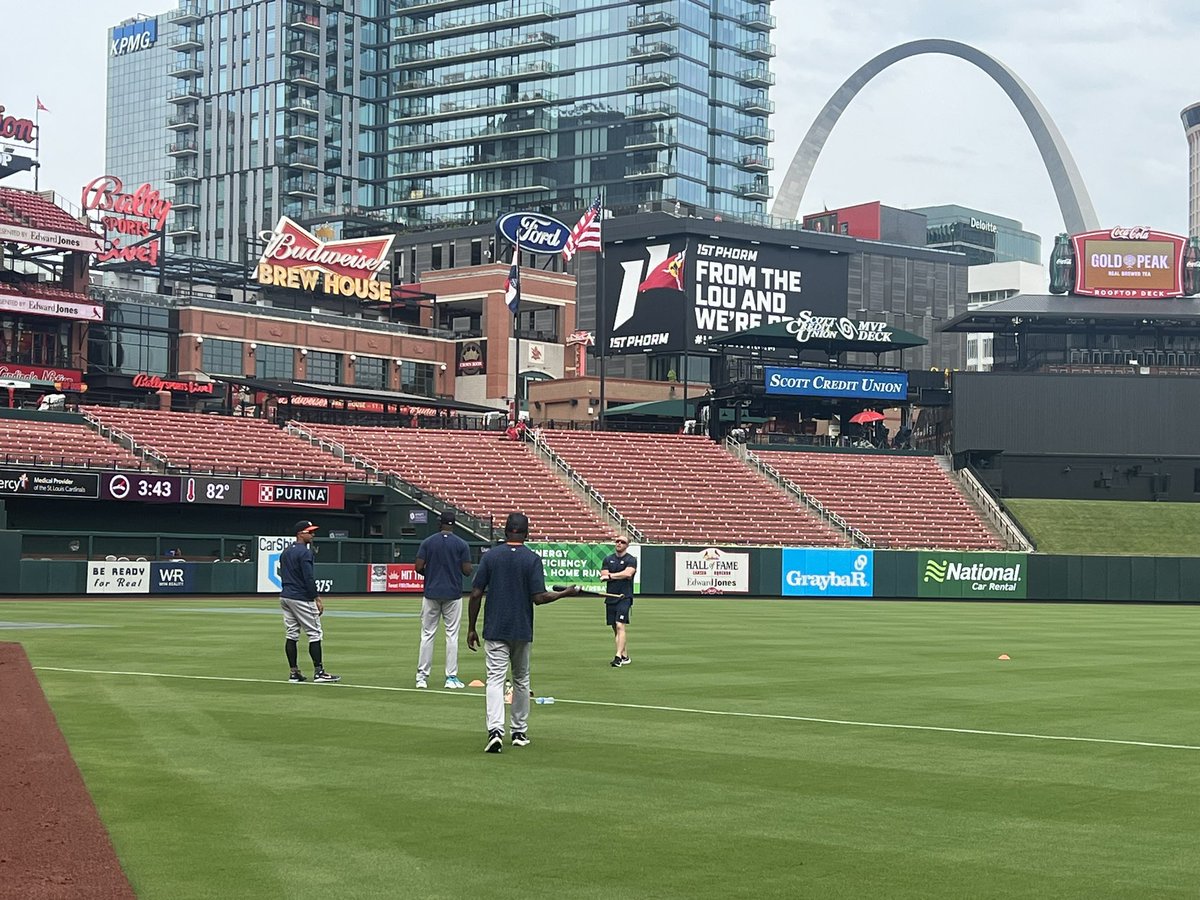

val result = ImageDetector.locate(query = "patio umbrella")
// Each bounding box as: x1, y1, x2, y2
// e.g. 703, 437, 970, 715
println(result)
848, 410, 886, 425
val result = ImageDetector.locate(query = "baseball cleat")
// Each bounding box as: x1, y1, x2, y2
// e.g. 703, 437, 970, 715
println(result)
288, 671, 307, 683
313, 670, 340, 683
444, 676, 465, 689
485, 730, 503, 753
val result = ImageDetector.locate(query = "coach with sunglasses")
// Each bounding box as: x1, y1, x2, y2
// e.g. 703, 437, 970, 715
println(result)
600, 536, 637, 667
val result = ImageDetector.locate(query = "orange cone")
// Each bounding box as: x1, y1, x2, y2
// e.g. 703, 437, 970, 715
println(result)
468, 679, 484, 687
998, 654, 1011, 660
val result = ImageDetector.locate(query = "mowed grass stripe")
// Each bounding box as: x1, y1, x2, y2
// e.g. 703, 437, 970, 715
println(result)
7, 597, 1200, 899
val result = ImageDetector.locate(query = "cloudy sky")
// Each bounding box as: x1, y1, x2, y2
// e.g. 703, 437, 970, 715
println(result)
1, 0, 1193, 263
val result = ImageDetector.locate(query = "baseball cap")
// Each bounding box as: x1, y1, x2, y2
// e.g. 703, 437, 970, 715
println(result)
504, 512, 529, 535
293, 520, 319, 534
439, 510, 456, 526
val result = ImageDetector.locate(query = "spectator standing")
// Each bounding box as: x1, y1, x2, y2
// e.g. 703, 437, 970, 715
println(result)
467, 512, 578, 753
278, 520, 340, 684
599, 536, 637, 666
414, 510, 473, 689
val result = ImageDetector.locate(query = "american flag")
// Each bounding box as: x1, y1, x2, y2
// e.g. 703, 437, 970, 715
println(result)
562, 196, 603, 262
504, 243, 521, 314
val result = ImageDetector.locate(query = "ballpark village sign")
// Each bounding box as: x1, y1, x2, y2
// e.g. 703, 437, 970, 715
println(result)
256, 217, 395, 300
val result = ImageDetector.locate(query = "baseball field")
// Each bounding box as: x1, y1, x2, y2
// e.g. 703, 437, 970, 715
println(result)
3, 595, 1199, 899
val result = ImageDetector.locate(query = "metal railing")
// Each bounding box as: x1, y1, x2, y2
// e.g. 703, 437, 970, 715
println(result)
952, 463, 1036, 552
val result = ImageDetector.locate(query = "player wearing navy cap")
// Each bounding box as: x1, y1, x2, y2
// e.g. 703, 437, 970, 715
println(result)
278, 520, 340, 683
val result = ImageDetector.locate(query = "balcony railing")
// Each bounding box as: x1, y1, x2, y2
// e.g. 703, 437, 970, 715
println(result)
738, 124, 774, 143
628, 41, 676, 61
627, 71, 677, 90
736, 67, 775, 87
624, 162, 675, 180
628, 11, 677, 31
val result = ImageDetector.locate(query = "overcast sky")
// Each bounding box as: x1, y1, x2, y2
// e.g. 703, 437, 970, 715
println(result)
1, 0, 1193, 263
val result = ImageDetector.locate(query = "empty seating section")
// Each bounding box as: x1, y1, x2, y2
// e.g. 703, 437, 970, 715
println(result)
757, 450, 1004, 550
0, 188, 99, 239
308, 426, 613, 542
0, 418, 141, 469
541, 431, 844, 547
85, 408, 367, 481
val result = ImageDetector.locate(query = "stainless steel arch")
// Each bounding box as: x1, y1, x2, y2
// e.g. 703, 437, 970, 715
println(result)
772, 39, 1099, 234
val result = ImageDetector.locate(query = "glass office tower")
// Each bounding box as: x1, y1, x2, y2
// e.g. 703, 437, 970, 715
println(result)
126, 0, 776, 261
106, 12, 178, 193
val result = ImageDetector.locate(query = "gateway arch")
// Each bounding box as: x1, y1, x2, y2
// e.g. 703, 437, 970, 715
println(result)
772, 39, 1099, 234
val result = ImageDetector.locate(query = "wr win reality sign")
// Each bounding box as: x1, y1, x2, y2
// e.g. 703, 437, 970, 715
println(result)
603, 238, 849, 355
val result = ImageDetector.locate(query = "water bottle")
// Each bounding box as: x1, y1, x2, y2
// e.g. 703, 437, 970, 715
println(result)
535, 696, 555, 705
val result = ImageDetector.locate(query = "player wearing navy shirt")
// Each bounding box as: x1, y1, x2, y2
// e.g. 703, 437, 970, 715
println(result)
599, 536, 637, 667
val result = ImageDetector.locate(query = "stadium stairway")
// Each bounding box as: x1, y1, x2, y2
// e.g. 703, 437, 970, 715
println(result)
752, 447, 1008, 550
297, 425, 616, 543
538, 430, 847, 547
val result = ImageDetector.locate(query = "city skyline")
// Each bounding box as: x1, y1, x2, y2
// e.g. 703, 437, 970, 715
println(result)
0, 0, 1193, 262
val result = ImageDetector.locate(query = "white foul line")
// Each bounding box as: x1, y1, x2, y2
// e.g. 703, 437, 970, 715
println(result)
32, 666, 1200, 752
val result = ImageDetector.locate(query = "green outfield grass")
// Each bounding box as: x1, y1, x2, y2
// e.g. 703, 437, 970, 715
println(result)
1004, 498, 1200, 556
3, 596, 1200, 899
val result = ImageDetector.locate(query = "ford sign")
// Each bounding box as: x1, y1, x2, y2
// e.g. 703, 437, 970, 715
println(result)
497, 212, 572, 256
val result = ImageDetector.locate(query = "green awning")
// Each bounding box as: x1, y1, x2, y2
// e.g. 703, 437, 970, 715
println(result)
706, 318, 927, 354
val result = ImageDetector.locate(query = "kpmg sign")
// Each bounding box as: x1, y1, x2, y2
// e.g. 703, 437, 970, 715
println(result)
112, 18, 158, 56
764, 367, 908, 401
496, 212, 571, 256
781, 549, 874, 597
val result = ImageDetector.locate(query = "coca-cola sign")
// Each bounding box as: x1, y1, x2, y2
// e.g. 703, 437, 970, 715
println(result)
132, 373, 214, 394
82, 175, 173, 266
256, 217, 394, 301
1070, 228, 1190, 299
0, 104, 35, 144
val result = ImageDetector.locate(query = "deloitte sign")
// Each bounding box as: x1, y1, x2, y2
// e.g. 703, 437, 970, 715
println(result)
917, 552, 1027, 599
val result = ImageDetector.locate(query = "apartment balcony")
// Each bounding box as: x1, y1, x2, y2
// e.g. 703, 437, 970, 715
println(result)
167, 85, 202, 104
738, 38, 775, 59
168, 30, 203, 50
170, 2, 203, 24
397, 174, 556, 204
628, 11, 677, 32
393, 146, 552, 179
166, 139, 199, 157
388, 116, 551, 153
167, 215, 200, 237
393, 2, 556, 43
172, 188, 201, 210
285, 95, 319, 115
624, 162, 675, 180
168, 55, 203, 78
285, 177, 318, 197
396, 0, 478, 11
286, 120, 319, 142
395, 88, 557, 124
739, 95, 774, 115
628, 41, 676, 62
736, 67, 775, 87
626, 102, 676, 120
737, 154, 773, 172
284, 36, 320, 58
735, 182, 773, 200
738, 124, 774, 144
627, 71, 677, 91
392, 60, 558, 95
166, 113, 200, 130
624, 129, 670, 151
283, 150, 318, 169
286, 63, 320, 86
285, 5, 321, 31
739, 10, 776, 31
165, 166, 200, 183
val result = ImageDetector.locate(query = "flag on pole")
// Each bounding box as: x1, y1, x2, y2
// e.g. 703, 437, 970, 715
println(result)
36, 97, 49, 112
637, 249, 686, 293
562, 195, 603, 262
504, 243, 521, 315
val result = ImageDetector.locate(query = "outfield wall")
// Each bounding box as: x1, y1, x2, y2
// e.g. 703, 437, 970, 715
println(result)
7, 545, 1200, 602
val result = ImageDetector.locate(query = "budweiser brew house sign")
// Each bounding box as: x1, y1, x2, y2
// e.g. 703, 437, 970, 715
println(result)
82, 175, 172, 265
256, 217, 395, 301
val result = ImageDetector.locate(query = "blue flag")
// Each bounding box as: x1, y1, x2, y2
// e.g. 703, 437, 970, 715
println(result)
504, 244, 521, 315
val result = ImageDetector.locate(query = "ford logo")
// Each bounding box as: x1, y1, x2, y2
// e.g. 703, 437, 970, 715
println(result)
497, 212, 571, 255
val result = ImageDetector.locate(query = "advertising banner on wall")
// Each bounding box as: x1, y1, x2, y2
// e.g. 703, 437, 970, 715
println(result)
528, 541, 643, 593
917, 552, 1028, 599
149, 562, 195, 593
781, 549, 874, 597
456, 339, 486, 375
87, 560, 150, 594
764, 367, 908, 401
602, 237, 849, 355
673, 547, 750, 594
0, 468, 99, 499
1070, 228, 1190, 299
256, 535, 293, 593
366, 563, 424, 593
256, 217, 395, 301
241, 480, 346, 509
0, 362, 83, 388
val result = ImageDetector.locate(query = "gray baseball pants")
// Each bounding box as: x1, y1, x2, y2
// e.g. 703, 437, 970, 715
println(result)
416, 595, 462, 681
280, 595, 322, 642
484, 639, 530, 735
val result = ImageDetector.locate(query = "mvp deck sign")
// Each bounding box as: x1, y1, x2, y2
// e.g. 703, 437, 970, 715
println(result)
917, 552, 1027, 599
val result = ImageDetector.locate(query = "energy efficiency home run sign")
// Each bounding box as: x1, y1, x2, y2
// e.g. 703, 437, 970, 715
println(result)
917, 552, 1027, 599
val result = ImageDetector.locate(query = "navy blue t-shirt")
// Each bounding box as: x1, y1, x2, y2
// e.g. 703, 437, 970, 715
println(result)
602, 552, 637, 604
279, 541, 318, 601
416, 530, 471, 600
472, 543, 547, 642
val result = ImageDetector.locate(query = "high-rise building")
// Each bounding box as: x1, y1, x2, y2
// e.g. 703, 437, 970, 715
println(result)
1183, 101, 1200, 238
105, 11, 178, 192
109, 0, 777, 261
911, 204, 1041, 266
